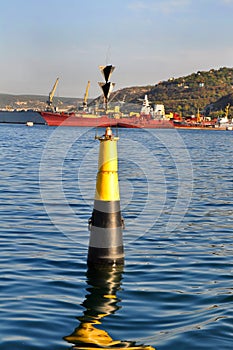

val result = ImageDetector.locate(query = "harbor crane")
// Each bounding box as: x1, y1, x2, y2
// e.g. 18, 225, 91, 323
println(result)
82, 80, 90, 111
225, 103, 230, 119
46, 77, 59, 111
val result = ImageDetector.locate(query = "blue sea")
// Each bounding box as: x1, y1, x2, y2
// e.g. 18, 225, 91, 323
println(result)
0, 124, 233, 350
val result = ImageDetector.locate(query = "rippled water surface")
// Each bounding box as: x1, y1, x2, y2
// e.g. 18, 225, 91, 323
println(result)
0, 124, 233, 349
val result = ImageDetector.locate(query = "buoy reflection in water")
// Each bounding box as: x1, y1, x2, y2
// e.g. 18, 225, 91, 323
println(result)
64, 265, 154, 350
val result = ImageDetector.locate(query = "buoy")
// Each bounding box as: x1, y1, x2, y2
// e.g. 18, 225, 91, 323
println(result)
88, 126, 124, 267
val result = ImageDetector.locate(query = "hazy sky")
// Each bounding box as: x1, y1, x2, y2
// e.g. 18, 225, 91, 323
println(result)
0, 0, 233, 98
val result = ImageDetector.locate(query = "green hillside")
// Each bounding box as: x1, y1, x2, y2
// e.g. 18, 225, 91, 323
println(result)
109, 66, 233, 117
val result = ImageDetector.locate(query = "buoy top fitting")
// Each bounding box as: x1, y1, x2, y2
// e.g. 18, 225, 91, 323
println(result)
105, 126, 112, 138
95, 126, 119, 141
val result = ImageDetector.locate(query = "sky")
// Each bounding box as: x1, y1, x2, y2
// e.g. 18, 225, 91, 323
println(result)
0, 0, 233, 98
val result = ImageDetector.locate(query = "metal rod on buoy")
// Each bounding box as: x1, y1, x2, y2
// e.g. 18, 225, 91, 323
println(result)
88, 126, 124, 267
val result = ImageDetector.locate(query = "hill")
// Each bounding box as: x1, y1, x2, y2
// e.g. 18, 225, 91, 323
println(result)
108, 66, 233, 117
0, 93, 82, 111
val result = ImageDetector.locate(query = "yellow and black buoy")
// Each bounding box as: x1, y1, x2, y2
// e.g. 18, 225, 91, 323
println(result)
88, 126, 124, 267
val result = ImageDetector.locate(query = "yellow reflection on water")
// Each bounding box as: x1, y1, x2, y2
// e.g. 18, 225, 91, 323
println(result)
64, 265, 155, 350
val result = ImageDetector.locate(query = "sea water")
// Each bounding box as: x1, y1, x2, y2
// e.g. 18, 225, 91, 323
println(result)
0, 124, 233, 349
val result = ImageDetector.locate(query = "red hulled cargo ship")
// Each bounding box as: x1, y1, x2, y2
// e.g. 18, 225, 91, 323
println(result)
40, 65, 174, 129
40, 110, 174, 128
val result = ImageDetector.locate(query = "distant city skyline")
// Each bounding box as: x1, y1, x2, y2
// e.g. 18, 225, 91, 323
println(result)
0, 0, 233, 98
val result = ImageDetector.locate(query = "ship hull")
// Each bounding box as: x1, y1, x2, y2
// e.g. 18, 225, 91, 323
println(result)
0, 110, 46, 125
40, 111, 174, 129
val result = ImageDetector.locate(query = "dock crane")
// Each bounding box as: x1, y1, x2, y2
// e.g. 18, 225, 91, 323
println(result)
225, 103, 230, 119
46, 77, 59, 111
82, 80, 90, 111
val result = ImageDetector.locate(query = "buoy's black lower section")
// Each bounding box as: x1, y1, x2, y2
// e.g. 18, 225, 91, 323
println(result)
91, 208, 122, 228
87, 246, 124, 267
88, 200, 124, 267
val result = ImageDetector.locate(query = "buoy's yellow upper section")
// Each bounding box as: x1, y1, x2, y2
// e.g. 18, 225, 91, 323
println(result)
98, 139, 118, 172
95, 138, 120, 201
95, 172, 120, 201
